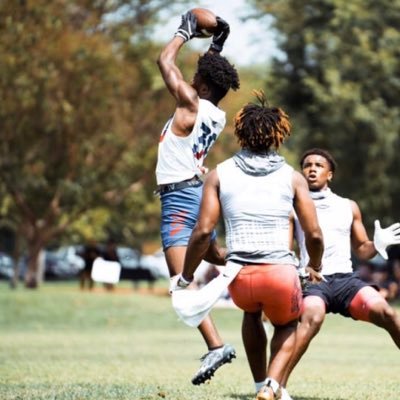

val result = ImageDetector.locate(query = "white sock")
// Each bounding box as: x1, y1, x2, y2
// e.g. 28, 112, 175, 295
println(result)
265, 377, 280, 394
255, 380, 267, 393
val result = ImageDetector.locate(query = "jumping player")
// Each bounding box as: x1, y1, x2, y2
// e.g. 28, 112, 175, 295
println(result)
175, 92, 324, 400
280, 148, 400, 400
156, 11, 240, 385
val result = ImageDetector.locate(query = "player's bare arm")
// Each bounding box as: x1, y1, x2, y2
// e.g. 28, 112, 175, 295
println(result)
288, 211, 295, 251
157, 38, 198, 105
157, 27, 198, 136
182, 169, 221, 281
349, 200, 377, 260
204, 241, 226, 266
292, 171, 324, 278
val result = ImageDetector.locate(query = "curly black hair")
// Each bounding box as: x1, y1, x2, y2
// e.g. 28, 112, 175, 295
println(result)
196, 52, 240, 102
300, 148, 337, 173
234, 90, 291, 152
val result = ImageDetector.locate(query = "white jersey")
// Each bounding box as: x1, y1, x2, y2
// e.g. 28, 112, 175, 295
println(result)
217, 158, 298, 265
295, 188, 353, 275
156, 99, 226, 185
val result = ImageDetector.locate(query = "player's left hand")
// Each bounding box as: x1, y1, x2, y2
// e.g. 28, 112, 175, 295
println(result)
373, 219, 400, 259
209, 16, 230, 53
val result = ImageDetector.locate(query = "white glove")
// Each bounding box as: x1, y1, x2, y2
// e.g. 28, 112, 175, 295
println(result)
373, 220, 400, 260
169, 273, 192, 294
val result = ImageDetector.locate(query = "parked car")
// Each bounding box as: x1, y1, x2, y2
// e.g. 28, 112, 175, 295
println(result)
116, 246, 141, 270
117, 246, 150, 282
140, 248, 169, 279
2, 244, 171, 283
45, 246, 85, 279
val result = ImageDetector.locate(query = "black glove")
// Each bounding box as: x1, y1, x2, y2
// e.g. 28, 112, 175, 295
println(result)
209, 16, 230, 53
174, 11, 198, 42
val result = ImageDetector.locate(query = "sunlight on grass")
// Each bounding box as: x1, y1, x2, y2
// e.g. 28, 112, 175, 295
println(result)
0, 281, 399, 399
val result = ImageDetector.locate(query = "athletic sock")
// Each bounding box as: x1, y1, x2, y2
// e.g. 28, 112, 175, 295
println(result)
255, 380, 267, 393
265, 377, 280, 393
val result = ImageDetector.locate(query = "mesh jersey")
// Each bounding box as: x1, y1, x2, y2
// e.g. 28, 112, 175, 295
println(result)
295, 190, 353, 275
156, 99, 226, 185
217, 158, 298, 265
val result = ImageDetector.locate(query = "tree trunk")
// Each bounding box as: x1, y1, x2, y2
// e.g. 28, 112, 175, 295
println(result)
10, 226, 23, 289
24, 234, 48, 289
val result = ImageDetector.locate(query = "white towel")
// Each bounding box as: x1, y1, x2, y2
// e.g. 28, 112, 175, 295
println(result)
171, 261, 243, 327
91, 257, 121, 284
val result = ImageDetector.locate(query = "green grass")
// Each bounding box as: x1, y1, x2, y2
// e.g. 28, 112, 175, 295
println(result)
0, 280, 399, 400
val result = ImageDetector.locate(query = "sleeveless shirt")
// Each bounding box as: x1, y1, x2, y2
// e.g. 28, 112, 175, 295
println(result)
295, 189, 353, 275
217, 157, 298, 265
156, 99, 225, 185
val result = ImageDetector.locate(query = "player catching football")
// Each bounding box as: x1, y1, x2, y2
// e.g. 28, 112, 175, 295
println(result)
155, 10, 240, 385
280, 148, 400, 400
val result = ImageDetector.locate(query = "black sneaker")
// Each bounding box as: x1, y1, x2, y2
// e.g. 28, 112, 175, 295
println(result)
191, 344, 236, 385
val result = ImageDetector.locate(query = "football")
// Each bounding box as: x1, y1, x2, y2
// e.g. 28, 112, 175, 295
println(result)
190, 8, 217, 38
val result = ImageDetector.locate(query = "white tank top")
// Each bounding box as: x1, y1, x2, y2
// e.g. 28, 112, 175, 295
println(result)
156, 99, 226, 185
217, 158, 298, 265
295, 189, 353, 275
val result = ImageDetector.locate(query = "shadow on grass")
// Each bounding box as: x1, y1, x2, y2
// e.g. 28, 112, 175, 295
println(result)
229, 394, 345, 400
228, 393, 256, 400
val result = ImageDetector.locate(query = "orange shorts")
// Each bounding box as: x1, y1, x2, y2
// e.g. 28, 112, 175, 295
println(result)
228, 264, 302, 326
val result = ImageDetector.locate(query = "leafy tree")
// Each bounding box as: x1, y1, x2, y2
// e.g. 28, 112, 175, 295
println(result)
0, 0, 276, 288
250, 0, 400, 228
0, 0, 188, 287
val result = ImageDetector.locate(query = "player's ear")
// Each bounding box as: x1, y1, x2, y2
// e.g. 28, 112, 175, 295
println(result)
328, 170, 333, 182
198, 82, 211, 98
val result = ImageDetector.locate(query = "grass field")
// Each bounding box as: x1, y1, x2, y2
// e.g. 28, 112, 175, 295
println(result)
0, 280, 399, 400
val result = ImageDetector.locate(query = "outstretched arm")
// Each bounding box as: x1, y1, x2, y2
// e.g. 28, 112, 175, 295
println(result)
350, 200, 377, 260
351, 201, 400, 260
182, 170, 221, 281
157, 36, 198, 109
157, 12, 199, 109
157, 12, 201, 136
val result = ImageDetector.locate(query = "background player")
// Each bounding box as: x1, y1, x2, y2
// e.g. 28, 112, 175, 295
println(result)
281, 148, 400, 400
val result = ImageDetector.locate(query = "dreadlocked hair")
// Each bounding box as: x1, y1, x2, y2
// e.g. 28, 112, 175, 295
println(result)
234, 90, 291, 152
197, 52, 240, 102
300, 148, 337, 172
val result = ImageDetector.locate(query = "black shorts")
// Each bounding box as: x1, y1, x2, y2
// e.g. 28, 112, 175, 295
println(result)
303, 272, 375, 318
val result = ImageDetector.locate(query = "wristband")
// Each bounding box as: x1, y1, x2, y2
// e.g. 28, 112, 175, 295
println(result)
179, 274, 193, 286
174, 30, 189, 42
209, 43, 223, 53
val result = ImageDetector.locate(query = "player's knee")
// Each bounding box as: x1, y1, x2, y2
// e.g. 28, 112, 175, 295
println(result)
309, 314, 324, 332
301, 298, 325, 331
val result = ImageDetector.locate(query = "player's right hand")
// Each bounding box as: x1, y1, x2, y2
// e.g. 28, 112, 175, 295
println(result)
210, 16, 230, 52
174, 11, 198, 42
305, 266, 324, 283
